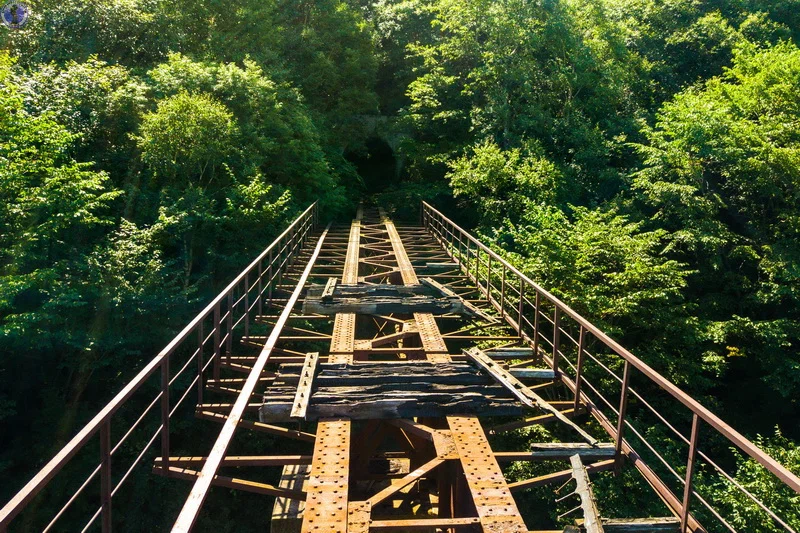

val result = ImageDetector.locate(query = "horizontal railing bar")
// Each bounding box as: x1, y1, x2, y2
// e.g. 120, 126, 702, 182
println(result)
112, 392, 162, 457
80, 506, 101, 533
218, 333, 230, 350
0, 203, 317, 528
423, 201, 800, 493
42, 464, 100, 533
170, 376, 199, 418
536, 331, 554, 349
83, 421, 165, 533
575, 372, 619, 415
538, 309, 555, 326
624, 420, 684, 483
696, 449, 798, 532
232, 313, 247, 331
428, 210, 793, 532
113, 424, 161, 498
201, 352, 218, 374
583, 349, 624, 384
169, 349, 200, 387
692, 486, 739, 533
558, 327, 579, 347
171, 223, 330, 532
233, 293, 247, 309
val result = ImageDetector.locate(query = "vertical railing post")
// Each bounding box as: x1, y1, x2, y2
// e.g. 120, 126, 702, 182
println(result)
257, 259, 263, 317
517, 279, 525, 336
244, 273, 250, 340
286, 231, 294, 269
573, 326, 586, 410
552, 307, 561, 374
532, 292, 541, 356
100, 420, 112, 533
226, 292, 233, 356
197, 322, 204, 404
277, 239, 285, 293
448, 218, 454, 251
486, 254, 492, 302
267, 249, 274, 312
458, 232, 464, 268
614, 360, 631, 473
160, 357, 170, 470
296, 220, 303, 254
213, 302, 221, 381
500, 265, 506, 318
680, 414, 701, 532
474, 248, 480, 289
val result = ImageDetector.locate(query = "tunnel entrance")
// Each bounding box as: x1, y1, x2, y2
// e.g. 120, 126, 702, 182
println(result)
345, 137, 397, 194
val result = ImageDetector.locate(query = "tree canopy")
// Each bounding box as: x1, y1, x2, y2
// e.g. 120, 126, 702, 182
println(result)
2, 0, 800, 530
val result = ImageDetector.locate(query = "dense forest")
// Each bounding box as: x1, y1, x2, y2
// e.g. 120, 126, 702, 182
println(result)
1, 0, 800, 530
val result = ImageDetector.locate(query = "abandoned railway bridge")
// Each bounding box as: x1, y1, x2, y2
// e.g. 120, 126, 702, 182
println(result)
1, 201, 799, 533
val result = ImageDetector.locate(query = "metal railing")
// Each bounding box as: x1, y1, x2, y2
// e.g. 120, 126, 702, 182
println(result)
0, 202, 318, 533
422, 201, 800, 533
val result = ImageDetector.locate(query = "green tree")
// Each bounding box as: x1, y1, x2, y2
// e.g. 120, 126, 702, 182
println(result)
0, 54, 122, 353
710, 429, 800, 532
447, 139, 563, 226
489, 204, 697, 382
633, 42, 800, 398
16, 58, 147, 180
137, 92, 238, 186
147, 54, 347, 210
402, 0, 640, 200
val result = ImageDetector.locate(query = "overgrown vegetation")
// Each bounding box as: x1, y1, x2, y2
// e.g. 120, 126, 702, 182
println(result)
2, 0, 799, 530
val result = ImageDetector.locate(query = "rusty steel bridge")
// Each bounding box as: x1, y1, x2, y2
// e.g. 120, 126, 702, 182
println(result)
1, 202, 799, 533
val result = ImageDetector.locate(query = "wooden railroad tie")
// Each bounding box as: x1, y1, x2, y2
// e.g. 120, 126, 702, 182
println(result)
302, 276, 493, 319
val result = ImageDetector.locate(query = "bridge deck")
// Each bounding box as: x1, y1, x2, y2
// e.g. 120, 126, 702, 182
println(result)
6, 202, 799, 533
168, 206, 679, 532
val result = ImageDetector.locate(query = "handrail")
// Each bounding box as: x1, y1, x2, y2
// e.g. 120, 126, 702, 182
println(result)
0, 202, 318, 532
422, 201, 800, 533
421, 201, 800, 495
171, 223, 331, 532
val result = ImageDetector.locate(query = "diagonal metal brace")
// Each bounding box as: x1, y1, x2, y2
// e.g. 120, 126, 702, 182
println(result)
568, 454, 605, 533
464, 347, 597, 445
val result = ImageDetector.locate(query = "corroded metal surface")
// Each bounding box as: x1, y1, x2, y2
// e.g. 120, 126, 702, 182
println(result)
301, 418, 351, 532
448, 415, 528, 533
7, 202, 798, 533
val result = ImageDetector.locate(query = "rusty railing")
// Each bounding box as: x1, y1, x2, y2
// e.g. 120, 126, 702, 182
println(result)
422, 201, 800, 533
0, 202, 318, 533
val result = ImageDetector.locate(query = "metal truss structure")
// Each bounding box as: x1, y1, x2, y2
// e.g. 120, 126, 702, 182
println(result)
1, 201, 799, 533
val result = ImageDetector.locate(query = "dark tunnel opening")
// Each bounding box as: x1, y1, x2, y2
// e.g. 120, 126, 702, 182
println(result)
345, 137, 397, 194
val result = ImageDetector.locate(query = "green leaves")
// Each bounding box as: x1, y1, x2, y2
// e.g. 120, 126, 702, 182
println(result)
137, 92, 239, 185
631, 42, 800, 399
400, 0, 640, 198
145, 54, 345, 208
447, 139, 563, 225
710, 429, 800, 531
